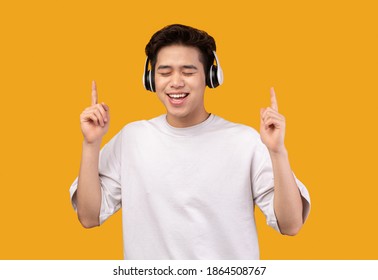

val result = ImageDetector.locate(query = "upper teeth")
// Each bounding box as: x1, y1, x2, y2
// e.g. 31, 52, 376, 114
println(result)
169, 93, 187, 98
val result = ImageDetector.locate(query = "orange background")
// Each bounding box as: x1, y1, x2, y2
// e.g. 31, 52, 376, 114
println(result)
1, 0, 377, 259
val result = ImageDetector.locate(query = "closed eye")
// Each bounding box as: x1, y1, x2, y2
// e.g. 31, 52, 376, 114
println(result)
158, 72, 171, 77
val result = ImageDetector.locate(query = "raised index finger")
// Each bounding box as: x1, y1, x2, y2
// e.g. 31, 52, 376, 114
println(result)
91, 80, 98, 105
270, 87, 278, 111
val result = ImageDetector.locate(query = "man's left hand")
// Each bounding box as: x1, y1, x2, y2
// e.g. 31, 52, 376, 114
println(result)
260, 87, 287, 154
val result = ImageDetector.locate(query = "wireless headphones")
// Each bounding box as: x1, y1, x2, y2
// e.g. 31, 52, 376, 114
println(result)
143, 50, 224, 92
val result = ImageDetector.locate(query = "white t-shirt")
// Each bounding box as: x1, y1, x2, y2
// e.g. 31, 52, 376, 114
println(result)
70, 114, 310, 259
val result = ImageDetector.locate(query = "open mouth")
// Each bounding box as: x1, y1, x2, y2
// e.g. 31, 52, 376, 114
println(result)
167, 93, 189, 99
166, 93, 189, 105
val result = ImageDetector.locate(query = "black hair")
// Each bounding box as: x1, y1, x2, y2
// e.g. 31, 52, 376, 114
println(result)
145, 24, 216, 75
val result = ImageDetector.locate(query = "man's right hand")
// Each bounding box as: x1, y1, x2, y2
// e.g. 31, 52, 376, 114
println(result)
80, 81, 110, 144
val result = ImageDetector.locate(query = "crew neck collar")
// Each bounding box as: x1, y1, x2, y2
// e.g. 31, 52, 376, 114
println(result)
160, 114, 215, 137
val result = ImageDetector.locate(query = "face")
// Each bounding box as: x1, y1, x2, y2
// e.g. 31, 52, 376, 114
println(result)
154, 45, 208, 128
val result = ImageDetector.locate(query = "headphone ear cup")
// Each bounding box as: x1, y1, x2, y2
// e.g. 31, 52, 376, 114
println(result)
144, 70, 151, 91
207, 65, 220, 88
143, 57, 155, 92
150, 68, 155, 92
207, 51, 223, 88
144, 69, 156, 92
206, 68, 211, 88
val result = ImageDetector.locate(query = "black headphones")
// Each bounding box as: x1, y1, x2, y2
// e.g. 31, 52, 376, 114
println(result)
143, 50, 224, 92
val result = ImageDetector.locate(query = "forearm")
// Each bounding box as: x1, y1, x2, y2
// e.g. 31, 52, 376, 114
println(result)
270, 149, 303, 235
76, 141, 102, 228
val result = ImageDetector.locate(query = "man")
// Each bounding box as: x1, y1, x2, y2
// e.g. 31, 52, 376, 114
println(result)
70, 24, 310, 259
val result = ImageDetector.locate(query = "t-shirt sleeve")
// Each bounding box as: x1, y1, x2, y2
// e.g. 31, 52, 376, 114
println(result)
69, 131, 123, 225
251, 138, 311, 234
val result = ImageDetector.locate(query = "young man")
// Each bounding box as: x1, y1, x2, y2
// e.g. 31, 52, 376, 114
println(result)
70, 24, 310, 259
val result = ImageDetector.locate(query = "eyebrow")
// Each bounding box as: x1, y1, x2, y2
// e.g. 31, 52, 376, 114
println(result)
157, 65, 198, 70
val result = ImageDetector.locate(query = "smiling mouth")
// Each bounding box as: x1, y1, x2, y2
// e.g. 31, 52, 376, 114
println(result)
167, 93, 189, 100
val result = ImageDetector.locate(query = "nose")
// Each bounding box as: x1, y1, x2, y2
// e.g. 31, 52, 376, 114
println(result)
170, 73, 184, 88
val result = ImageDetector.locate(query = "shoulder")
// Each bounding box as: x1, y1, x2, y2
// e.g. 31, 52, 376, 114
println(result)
118, 115, 166, 136
210, 115, 269, 159
212, 115, 260, 140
